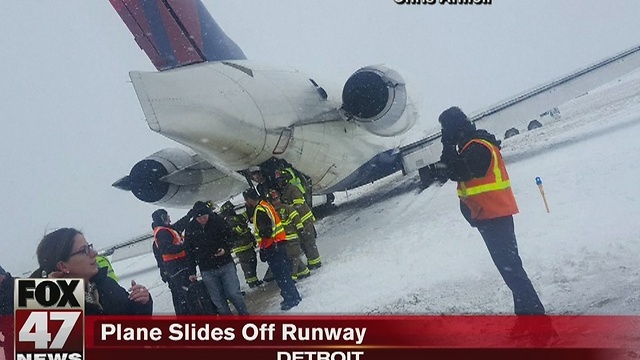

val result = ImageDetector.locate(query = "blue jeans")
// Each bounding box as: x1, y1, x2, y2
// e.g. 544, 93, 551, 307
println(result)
200, 261, 249, 315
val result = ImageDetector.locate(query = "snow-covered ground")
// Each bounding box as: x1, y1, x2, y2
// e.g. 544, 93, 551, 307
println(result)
112, 69, 640, 316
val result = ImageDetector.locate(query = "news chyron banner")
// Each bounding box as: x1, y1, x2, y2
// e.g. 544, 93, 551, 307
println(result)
82, 315, 637, 360
14, 278, 84, 360
10, 278, 640, 360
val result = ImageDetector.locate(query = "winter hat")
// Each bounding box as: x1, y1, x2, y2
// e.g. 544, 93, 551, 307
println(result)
192, 201, 211, 217
438, 106, 476, 134
220, 201, 235, 214
152, 209, 168, 224
243, 188, 260, 200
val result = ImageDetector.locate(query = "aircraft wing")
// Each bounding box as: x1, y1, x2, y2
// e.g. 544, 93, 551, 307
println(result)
400, 43, 640, 185
469, 44, 640, 140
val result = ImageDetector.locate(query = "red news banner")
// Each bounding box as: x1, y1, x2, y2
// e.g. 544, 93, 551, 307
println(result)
83, 315, 640, 360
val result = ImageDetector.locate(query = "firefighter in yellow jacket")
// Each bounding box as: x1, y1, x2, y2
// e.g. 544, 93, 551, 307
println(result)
275, 170, 322, 270
435, 106, 545, 315
220, 201, 262, 288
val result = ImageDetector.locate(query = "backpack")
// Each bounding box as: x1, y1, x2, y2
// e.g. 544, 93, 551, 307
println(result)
185, 281, 217, 315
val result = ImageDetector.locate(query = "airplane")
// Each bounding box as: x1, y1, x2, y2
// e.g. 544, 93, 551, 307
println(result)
108, 0, 640, 210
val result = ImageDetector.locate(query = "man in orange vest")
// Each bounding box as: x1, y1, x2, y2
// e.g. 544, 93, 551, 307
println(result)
435, 106, 545, 316
152, 208, 194, 315
243, 188, 302, 311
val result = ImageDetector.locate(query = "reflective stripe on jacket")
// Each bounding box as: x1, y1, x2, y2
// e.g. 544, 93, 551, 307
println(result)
457, 139, 519, 220
275, 203, 304, 241
153, 226, 187, 262
281, 183, 315, 224
226, 213, 255, 254
282, 167, 306, 195
253, 200, 286, 249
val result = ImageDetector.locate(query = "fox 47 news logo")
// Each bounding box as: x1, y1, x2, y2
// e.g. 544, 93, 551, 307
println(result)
14, 278, 84, 360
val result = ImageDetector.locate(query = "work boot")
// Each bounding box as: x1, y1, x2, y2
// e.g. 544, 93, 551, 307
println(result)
307, 262, 322, 270
248, 280, 263, 288
296, 272, 311, 280
280, 299, 301, 311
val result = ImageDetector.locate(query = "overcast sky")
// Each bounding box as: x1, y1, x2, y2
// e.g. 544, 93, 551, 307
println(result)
2, 0, 640, 275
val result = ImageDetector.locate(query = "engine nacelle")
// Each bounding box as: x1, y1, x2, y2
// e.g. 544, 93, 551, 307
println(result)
340, 65, 418, 137
112, 148, 247, 208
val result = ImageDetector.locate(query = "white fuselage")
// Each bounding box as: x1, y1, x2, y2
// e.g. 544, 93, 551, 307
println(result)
130, 60, 417, 193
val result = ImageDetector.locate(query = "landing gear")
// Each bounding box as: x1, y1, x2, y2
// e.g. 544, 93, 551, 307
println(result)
312, 193, 336, 219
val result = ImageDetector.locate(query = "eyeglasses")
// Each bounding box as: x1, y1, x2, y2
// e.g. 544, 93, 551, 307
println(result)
69, 244, 94, 258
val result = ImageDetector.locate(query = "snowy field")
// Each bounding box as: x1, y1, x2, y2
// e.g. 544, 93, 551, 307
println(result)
111, 69, 640, 316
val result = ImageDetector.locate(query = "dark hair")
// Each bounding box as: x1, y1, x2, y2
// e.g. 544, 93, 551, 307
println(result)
31, 228, 82, 277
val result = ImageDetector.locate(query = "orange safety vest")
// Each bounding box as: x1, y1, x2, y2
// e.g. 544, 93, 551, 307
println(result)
153, 226, 187, 262
252, 200, 286, 249
456, 139, 519, 220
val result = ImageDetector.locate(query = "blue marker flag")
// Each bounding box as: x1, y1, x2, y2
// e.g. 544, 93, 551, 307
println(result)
535, 176, 550, 213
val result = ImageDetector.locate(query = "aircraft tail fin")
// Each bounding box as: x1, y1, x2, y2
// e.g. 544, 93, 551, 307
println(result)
109, 0, 246, 71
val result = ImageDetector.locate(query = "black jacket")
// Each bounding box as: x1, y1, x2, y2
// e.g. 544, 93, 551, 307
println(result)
443, 129, 501, 182
0, 269, 14, 315
152, 213, 194, 276
85, 267, 153, 315
442, 129, 504, 227
184, 213, 235, 272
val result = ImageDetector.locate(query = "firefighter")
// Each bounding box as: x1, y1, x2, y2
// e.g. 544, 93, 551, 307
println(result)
279, 166, 312, 206
249, 167, 276, 200
435, 106, 545, 315
266, 190, 311, 281
243, 189, 301, 311
96, 255, 118, 282
219, 201, 263, 288
275, 170, 322, 270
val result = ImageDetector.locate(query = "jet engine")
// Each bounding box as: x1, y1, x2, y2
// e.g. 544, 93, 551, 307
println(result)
340, 65, 418, 137
112, 148, 248, 208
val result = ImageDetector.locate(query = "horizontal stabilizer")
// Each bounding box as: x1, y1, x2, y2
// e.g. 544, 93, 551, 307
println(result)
109, 0, 246, 71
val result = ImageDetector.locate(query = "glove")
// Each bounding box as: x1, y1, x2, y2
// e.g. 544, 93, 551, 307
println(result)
439, 144, 458, 165
259, 249, 267, 263
441, 128, 458, 147
430, 162, 450, 185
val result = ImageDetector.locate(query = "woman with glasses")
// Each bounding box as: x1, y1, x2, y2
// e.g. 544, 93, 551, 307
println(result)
30, 228, 153, 315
